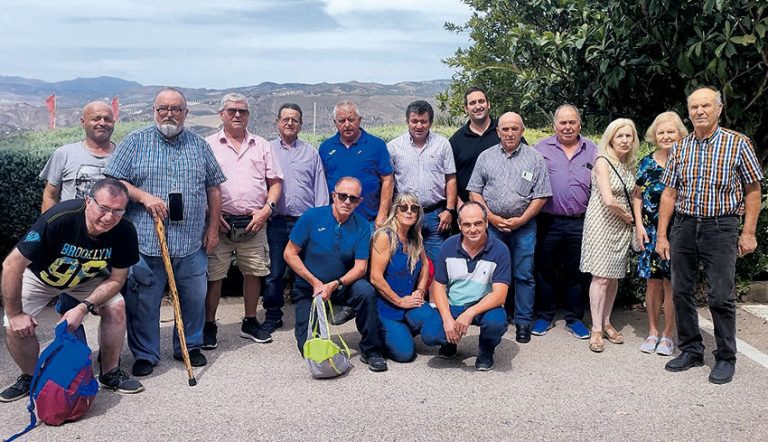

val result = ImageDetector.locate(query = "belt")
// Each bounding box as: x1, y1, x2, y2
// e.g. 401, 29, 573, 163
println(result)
677, 213, 738, 221
422, 200, 447, 213
274, 214, 300, 221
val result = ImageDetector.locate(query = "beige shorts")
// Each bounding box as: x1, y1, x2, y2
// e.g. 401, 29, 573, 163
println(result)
3, 269, 124, 327
207, 227, 270, 280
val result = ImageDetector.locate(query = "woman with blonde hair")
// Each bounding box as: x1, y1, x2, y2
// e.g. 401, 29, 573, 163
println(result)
580, 118, 639, 352
633, 111, 688, 356
370, 193, 430, 362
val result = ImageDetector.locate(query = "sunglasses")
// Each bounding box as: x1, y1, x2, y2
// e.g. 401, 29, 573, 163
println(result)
225, 108, 249, 116
335, 192, 361, 204
397, 204, 420, 213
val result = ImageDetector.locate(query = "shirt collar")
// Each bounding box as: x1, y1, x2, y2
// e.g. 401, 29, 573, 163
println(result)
455, 234, 493, 258
692, 125, 721, 143
463, 118, 497, 137
216, 128, 256, 147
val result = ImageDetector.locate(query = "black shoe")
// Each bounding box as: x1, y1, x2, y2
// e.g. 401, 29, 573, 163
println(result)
174, 349, 207, 367
360, 354, 388, 372
438, 344, 458, 359
664, 352, 704, 372
329, 306, 356, 325
261, 318, 284, 333
202, 321, 218, 350
98, 367, 145, 394
709, 360, 735, 384
475, 351, 495, 371
0, 374, 32, 403
132, 359, 155, 377
240, 318, 273, 343
515, 324, 531, 343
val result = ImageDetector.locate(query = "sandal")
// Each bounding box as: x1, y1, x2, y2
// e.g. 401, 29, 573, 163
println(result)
603, 325, 624, 344
589, 331, 604, 353
655, 337, 675, 356
640, 335, 659, 353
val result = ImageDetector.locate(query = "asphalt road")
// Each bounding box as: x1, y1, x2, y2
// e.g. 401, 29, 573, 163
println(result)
1, 299, 767, 441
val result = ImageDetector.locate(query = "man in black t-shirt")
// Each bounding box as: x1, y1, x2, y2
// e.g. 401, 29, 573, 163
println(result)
1, 178, 144, 403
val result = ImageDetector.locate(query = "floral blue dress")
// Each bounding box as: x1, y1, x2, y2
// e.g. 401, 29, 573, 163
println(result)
635, 153, 671, 279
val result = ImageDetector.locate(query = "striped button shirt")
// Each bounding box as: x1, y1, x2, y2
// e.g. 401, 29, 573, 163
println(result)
104, 126, 227, 257
661, 126, 763, 217
466, 143, 552, 218
387, 131, 456, 206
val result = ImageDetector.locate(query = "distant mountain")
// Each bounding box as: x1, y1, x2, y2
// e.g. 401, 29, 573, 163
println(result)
0, 76, 142, 106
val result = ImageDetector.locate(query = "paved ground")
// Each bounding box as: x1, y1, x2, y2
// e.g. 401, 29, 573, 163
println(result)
1, 299, 767, 441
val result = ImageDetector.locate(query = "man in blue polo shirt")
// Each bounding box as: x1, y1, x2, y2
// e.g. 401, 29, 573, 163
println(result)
283, 177, 388, 372
406, 202, 511, 371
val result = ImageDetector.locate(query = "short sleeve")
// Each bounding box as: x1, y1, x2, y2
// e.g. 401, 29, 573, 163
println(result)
441, 140, 457, 174
353, 219, 371, 260
377, 142, 393, 176
110, 223, 140, 269
465, 156, 486, 194
289, 210, 313, 249
531, 155, 552, 198
490, 242, 512, 285
434, 241, 450, 285
737, 138, 764, 184
39, 150, 65, 185
263, 140, 284, 181
16, 216, 50, 263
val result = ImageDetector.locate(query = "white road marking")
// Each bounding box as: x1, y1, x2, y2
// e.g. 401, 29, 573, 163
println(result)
698, 314, 768, 369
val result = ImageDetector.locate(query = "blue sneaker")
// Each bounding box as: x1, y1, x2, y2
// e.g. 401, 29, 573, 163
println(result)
531, 319, 553, 336
565, 320, 590, 340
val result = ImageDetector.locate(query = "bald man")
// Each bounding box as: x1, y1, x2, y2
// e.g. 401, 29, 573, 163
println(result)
467, 112, 551, 344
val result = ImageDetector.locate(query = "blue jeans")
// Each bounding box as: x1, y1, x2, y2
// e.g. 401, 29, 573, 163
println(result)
379, 316, 418, 362
406, 304, 507, 353
488, 219, 537, 326
125, 248, 208, 364
422, 209, 450, 263
264, 216, 298, 323
293, 279, 383, 357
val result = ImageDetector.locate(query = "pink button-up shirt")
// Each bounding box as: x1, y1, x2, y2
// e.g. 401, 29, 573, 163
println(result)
206, 129, 283, 216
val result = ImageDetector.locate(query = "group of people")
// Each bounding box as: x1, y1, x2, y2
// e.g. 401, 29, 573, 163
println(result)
1, 84, 762, 406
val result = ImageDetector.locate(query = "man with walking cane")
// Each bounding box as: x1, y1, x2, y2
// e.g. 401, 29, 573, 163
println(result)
104, 87, 226, 377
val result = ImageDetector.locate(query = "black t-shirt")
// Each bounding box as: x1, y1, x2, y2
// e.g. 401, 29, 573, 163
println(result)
16, 199, 139, 289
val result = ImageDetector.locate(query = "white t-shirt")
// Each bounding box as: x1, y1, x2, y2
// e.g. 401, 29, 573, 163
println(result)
39, 142, 113, 201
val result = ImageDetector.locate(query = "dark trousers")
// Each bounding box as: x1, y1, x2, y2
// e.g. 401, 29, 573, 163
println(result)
264, 216, 298, 323
670, 214, 739, 362
533, 214, 587, 323
293, 279, 383, 357
405, 304, 508, 354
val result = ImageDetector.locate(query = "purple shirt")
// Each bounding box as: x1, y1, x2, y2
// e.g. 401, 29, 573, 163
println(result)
534, 135, 597, 216
269, 136, 329, 217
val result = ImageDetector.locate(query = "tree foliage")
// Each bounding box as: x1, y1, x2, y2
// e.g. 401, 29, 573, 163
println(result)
440, 0, 768, 163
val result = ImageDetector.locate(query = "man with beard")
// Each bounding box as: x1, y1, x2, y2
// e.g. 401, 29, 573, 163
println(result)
104, 87, 226, 377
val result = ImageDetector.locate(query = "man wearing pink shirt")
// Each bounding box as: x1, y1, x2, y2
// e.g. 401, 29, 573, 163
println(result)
203, 93, 283, 349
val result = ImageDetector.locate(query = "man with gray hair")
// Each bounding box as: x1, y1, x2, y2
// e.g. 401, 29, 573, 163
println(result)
202, 93, 283, 349
104, 87, 226, 376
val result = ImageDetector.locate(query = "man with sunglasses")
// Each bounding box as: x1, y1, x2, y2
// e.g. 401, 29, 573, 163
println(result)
104, 88, 226, 376
1, 178, 144, 402
202, 93, 283, 350
284, 177, 388, 372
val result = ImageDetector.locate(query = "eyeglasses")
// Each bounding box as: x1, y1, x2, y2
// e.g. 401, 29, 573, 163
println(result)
90, 197, 126, 216
154, 107, 186, 116
225, 108, 249, 116
279, 117, 300, 125
335, 192, 361, 204
397, 204, 420, 213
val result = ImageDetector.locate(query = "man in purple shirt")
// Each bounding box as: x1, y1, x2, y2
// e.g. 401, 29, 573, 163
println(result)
264, 103, 329, 332
532, 105, 597, 339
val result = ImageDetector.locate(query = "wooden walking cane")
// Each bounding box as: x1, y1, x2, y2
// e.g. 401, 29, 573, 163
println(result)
154, 217, 197, 386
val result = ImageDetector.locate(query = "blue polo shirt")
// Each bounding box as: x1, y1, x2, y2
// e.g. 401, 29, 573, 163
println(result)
289, 205, 371, 290
434, 234, 511, 307
319, 128, 393, 221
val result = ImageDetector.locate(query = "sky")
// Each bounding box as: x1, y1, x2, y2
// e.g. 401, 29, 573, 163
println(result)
0, 0, 473, 89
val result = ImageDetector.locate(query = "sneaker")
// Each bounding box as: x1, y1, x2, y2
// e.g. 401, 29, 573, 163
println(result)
329, 306, 356, 325
174, 349, 207, 367
261, 318, 284, 334
132, 359, 155, 377
240, 318, 273, 343
531, 319, 553, 336
0, 374, 32, 403
565, 320, 590, 340
475, 352, 495, 371
437, 344, 458, 359
202, 321, 218, 350
360, 354, 388, 372
98, 367, 145, 394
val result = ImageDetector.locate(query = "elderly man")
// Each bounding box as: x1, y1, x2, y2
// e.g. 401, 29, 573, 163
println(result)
406, 202, 511, 371
202, 93, 283, 349
284, 177, 388, 372
1, 179, 143, 403
319, 101, 394, 230
531, 105, 597, 339
387, 100, 457, 262
264, 103, 328, 333
657, 87, 763, 384
104, 87, 226, 377
468, 112, 551, 344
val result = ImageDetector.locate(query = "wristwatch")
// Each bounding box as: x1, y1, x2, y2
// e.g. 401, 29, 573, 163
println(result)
336, 278, 344, 291
81, 300, 96, 314
267, 201, 276, 212
447, 208, 457, 218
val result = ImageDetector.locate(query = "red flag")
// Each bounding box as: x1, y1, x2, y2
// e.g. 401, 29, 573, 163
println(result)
46, 94, 56, 129
111, 96, 120, 122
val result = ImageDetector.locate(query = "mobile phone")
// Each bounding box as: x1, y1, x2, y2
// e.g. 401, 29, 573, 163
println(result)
168, 192, 183, 221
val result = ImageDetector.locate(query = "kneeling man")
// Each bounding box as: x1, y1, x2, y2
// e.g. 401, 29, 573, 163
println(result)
407, 202, 510, 371
1, 178, 143, 402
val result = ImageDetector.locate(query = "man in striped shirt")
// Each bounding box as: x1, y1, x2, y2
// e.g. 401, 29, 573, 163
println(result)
657, 86, 763, 385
